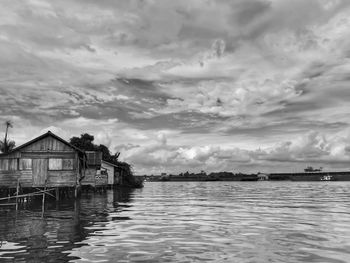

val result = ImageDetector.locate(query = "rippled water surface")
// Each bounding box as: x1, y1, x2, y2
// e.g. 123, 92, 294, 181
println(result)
1, 181, 350, 262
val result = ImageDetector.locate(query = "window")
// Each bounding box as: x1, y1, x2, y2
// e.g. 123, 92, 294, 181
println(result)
0, 159, 9, 171
0, 159, 19, 170
8, 159, 18, 170
49, 158, 74, 170
62, 159, 74, 170
49, 158, 62, 170
20, 159, 32, 170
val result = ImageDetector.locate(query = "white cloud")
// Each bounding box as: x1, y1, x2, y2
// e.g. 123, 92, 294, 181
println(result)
95, 131, 112, 147
120, 129, 350, 174
2, 0, 350, 174
39, 126, 71, 140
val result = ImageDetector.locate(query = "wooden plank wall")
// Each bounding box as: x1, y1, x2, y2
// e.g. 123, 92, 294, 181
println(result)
21, 136, 73, 152
85, 151, 102, 166
21, 152, 76, 159
0, 152, 21, 158
81, 168, 108, 187
114, 168, 126, 185
0, 135, 83, 188
32, 159, 48, 186
0, 157, 33, 187
81, 168, 96, 186
102, 162, 114, 185
0, 159, 78, 188
48, 171, 76, 186
0, 170, 32, 188
95, 173, 108, 186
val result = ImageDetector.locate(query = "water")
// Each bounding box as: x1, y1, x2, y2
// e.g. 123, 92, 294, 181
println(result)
1, 182, 350, 263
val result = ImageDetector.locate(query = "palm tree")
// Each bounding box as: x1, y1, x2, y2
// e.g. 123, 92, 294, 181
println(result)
0, 121, 16, 153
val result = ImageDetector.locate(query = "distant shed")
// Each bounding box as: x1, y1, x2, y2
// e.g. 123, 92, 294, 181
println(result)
101, 160, 122, 186
0, 131, 86, 189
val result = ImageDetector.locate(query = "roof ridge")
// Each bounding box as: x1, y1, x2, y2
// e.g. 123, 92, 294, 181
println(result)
0, 131, 84, 156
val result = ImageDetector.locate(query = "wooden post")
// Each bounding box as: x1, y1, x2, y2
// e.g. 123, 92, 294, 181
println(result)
75, 153, 79, 200
42, 181, 47, 218
15, 179, 20, 211
55, 187, 59, 201
74, 185, 79, 199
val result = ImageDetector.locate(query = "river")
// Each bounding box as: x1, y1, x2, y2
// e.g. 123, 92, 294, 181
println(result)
1, 181, 350, 262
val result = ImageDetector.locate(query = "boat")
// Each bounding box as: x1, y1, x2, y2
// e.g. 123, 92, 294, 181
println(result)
304, 166, 323, 172
320, 175, 332, 181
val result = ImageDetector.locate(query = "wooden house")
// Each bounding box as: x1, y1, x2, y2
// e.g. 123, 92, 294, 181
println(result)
81, 151, 107, 188
0, 131, 86, 192
101, 160, 121, 187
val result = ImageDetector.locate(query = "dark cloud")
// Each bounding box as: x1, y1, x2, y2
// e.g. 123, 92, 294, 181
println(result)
1, 0, 350, 173
234, 0, 271, 25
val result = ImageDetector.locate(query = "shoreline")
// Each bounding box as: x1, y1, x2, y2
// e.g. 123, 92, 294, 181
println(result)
144, 171, 350, 182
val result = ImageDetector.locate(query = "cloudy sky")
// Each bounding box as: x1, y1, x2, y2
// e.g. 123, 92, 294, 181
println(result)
1, 0, 350, 174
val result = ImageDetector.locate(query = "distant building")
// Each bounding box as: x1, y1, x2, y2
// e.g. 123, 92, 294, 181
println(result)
101, 160, 122, 187
257, 173, 269, 181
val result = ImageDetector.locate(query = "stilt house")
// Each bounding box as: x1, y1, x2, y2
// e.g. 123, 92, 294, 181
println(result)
0, 131, 86, 189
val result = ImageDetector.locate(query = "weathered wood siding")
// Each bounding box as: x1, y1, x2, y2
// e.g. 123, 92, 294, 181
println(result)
48, 170, 76, 186
81, 151, 106, 187
0, 134, 81, 188
114, 167, 127, 185
82, 168, 96, 186
0, 157, 33, 187
0, 151, 21, 159
0, 170, 33, 188
21, 152, 76, 159
21, 136, 73, 152
102, 162, 115, 185
81, 168, 108, 187
32, 159, 47, 186
86, 151, 102, 166
95, 172, 108, 186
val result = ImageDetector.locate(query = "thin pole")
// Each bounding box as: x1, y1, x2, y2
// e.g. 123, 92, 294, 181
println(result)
15, 179, 19, 211
76, 153, 79, 198
42, 181, 47, 218
0, 188, 55, 201
4, 123, 9, 153
55, 187, 59, 201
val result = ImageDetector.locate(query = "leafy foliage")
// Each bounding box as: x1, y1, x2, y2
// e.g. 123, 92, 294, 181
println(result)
1, 120, 15, 153
0, 139, 16, 153
70, 133, 121, 164
69, 133, 143, 187
70, 133, 95, 151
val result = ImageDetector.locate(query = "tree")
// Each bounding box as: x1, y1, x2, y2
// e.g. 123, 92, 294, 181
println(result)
69, 133, 142, 187
96, 144, 121, 164
97, 144, 110, 160
70, 133, 96, 151
0, 121, 16, 153
70, 133, 121, 164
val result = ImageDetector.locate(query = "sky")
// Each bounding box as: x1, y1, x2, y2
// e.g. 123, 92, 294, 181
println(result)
1, 0, 350, 174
